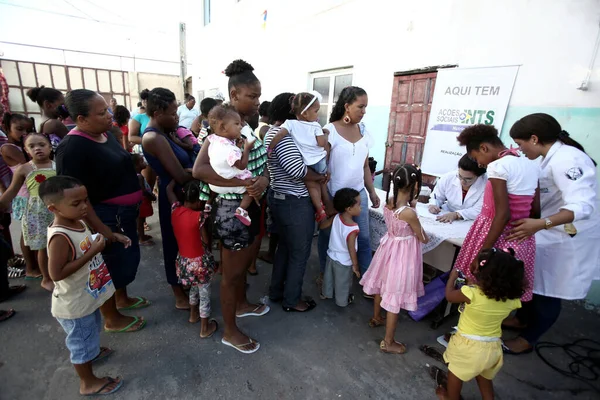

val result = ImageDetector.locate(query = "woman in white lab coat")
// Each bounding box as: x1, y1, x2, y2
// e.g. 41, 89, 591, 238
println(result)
428, 154, 487, 222
503, 113, 600, 354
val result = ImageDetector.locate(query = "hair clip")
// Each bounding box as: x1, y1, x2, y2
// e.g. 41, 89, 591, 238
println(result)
410, 172, 416, 178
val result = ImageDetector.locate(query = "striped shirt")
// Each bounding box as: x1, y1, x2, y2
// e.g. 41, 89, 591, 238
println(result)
264, 126, 308, 197
218, 125, 267, 201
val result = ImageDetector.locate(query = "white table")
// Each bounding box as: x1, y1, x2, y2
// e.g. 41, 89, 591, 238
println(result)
369, 188, 473, 272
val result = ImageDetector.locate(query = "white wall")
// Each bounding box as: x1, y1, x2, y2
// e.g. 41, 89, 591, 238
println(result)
191, 0, 600, 163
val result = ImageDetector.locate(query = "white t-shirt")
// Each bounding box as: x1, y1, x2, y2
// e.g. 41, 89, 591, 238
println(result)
327, 214, 359, 265
281, 120, 326, 165
325, 122, 373, 195
177, 104, 199, 129
486, 154, 539, 196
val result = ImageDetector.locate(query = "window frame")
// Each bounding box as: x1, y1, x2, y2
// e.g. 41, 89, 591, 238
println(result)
309, 68, 353, 126
203, 0, 211, 26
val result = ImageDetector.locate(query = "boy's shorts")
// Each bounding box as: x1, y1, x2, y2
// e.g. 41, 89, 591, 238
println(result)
56, 309, 102, 364
308, 157, 327, 175
443, 333, 503, 381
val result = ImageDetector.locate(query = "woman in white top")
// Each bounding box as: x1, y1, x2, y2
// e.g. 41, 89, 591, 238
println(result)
503, 113, 600, 354
428, 154, 487, 222
318, 86, 380, 284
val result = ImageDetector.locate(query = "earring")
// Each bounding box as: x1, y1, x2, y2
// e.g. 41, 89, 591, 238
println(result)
533, 141, 538, 145
343, 115, 351, 124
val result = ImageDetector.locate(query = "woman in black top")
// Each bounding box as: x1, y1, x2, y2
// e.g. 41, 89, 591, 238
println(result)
56, 89, 147, 333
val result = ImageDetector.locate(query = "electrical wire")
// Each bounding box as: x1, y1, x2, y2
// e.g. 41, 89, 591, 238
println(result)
62, 0, 99, 22
535, 339, 600, 395
79, 0, 129, 23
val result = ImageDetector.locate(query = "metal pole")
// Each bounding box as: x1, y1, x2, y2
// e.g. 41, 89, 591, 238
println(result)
179, 22, 187, 96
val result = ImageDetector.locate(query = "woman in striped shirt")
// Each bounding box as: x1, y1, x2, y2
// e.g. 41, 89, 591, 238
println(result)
193, 60, 269, 354
265, 92, 327, 314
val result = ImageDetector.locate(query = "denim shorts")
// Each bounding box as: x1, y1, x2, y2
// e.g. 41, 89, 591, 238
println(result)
308, 157, 327, 174
214, 198, 260, 250
56, 309, 102, 364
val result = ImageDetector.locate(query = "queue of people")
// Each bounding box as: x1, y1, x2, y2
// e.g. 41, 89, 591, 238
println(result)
0, 57, 598, 399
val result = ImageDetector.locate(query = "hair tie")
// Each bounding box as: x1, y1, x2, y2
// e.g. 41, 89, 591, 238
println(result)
479, 259, 487, 267
301, 91, 323, 114
559, 130, 570, 138
410, 172, 416, 178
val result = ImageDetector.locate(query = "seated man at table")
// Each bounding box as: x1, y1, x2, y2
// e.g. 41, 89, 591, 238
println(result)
428, 154, 487, 223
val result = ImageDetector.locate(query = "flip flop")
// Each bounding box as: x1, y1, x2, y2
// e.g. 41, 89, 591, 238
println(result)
104, 316, 146, 333
200, 319, 218, 339
24, 275, 43, 281
0, 285, 26, 303
237, 304, 270, 318
221, 337, 260, 354
0, 309, 16, 322
419, 345, 445, 364
380, 340, 407, 355
82, 377, 123, 396
501, 342, 534, 355
117, 297, 151, 310
368, 317, 386, 328
92, 347, 114, 363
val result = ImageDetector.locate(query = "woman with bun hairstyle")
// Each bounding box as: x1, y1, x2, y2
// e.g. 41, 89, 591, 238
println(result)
193, 59, 269, 354
26, 86, 69, 151
503, 113, 600, 354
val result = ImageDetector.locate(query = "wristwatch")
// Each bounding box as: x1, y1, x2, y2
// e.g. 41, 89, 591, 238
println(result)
544, 218, 553, 229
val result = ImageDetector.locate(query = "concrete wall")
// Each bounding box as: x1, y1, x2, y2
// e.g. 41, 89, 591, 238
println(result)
192, 0, 600, 304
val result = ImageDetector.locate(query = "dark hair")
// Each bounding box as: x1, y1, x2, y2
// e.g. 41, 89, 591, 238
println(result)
268, 92, 296, 124
329, 86, 367, 123
25, 132, 51, 146
456, 124, 503, 153
458, 154, 486, 176
28, 117, 37, 133
113, 105, 130, 126
510, 113, 596, 166
476, 248, 525, 301
290, 92, 319, 115
2, 112, 30, 133
146, 88, 176, 118
224, 59, 259, 91
187, 95, 195, 102
137, 101, 143, 107
182, 180, 202, 203
65, 89, 99, 120
368, 157, 377, 174
139, 89, 150, 100
200, 98, 218, 117
131, 153, 144, 164
387, 164, 422, 207
259, 101, 271, 117
26, 86, 63, 107
333, 188, 360, 213
39, 175, 83, 205
207, 105, 239, 132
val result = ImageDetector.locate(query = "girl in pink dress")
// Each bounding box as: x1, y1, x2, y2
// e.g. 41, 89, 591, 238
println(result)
360, 164, 429, 355
453, 125, 539, 302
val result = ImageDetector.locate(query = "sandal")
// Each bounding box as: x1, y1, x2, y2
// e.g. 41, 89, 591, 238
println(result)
82, 376, 123, 396
104, 316, 146, 333
221, 337, 260, 354
8, 266, 25, 279
380, 340, 407, 354
283, 298, 317, 313
237, 304, 270, 318
235, 207, 252, 226
419, 345, 445, 364
7, 256, 25, 268
117, 296, 151, 310
428, 365, 448, 387
0, 309, 16, 322
200, 319, 218, 339
368, 317, 386, 328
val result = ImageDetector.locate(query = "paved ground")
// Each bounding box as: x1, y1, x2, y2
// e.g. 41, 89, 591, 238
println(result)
1, 214, 599, 400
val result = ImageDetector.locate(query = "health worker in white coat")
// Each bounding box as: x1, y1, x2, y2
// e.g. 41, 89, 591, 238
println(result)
428, 154, 487, 223
502, 113, 600, 355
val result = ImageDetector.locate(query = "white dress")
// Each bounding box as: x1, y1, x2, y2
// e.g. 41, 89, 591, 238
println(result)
429, 170, 487, 220
207, 134, 252, 195
533, 142, 600, 300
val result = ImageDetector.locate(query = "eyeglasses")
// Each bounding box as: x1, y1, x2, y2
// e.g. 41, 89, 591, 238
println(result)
457, 173, 476, 184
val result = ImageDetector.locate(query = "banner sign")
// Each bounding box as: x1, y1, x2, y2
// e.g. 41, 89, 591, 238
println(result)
421, 66, 518, 176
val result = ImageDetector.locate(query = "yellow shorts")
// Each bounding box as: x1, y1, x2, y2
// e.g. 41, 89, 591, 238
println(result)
443, 333, 503, 381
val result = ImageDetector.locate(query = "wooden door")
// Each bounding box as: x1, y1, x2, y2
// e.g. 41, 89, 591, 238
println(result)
384, 72, 436, 171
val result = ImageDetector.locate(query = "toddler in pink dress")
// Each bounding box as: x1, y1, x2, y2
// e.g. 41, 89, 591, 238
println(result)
360, 164, 429, 355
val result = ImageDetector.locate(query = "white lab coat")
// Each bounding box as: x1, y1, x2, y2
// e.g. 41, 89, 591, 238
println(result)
534, 142, 600, 300
428, 170, 487, 220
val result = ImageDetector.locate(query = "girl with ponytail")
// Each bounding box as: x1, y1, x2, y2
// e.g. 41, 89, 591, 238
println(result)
360, 164, 429, 355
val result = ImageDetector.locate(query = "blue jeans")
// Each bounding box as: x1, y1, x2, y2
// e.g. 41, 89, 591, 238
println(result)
93, 203, 140, 289
268, 191, 314, 308
56, 309, 102, 364
518, 294, 562, 345
319, 188, 372, 275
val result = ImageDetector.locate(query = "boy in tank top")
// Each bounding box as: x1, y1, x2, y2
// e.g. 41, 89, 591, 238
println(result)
40, 176, 131, 396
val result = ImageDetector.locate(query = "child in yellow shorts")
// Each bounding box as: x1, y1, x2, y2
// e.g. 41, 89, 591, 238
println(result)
438, 248, 524, 400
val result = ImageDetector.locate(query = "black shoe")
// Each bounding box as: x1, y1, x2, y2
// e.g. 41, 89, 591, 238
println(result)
283, 298, 317, 313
